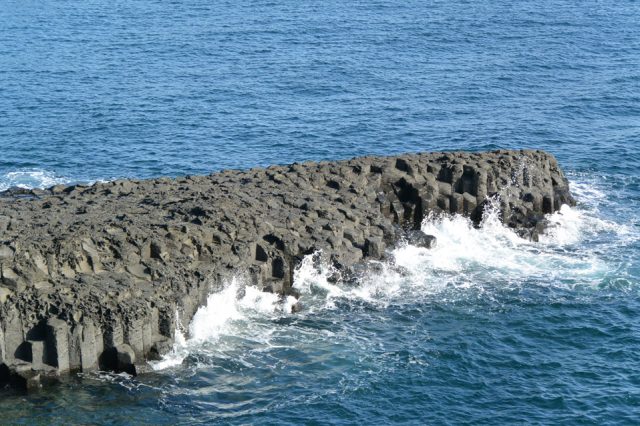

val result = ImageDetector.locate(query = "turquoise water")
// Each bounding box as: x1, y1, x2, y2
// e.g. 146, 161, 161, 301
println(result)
1, 0, 639, 424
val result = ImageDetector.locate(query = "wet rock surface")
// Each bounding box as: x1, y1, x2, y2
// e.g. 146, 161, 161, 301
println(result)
0, 150, 574, 390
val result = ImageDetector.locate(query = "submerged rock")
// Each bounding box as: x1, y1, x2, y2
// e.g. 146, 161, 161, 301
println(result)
0, 149, 574, 389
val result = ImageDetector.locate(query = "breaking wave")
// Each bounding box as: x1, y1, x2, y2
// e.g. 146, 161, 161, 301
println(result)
152, 180, 635, 371
151, 281, 298, 370
0, 169, 69, 191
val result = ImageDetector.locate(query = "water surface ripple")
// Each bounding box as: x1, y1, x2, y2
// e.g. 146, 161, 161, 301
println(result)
0, 0, 639, 424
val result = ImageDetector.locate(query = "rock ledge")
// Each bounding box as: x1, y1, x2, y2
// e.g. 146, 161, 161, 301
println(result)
0, 150, 574, 390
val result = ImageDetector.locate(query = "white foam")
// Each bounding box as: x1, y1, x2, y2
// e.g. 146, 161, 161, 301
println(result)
570, 180, 607, 203
428, 208, 602, 277
154, 181, 632, 370
149, 313, 189, 371
0, 169, 69, 191
151, 278, 294, 371
293, 253, 346, 309
540, 202, 632, 246
292, 195, 622, 309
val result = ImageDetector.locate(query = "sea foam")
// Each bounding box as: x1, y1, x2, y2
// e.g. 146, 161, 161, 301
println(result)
152, 182, 631, 371
0, 169, 69, 191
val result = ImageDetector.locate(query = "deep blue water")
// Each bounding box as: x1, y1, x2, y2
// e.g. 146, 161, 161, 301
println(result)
1, 0, 639, 424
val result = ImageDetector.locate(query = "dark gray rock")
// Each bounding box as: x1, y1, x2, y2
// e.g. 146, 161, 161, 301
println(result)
115, 344, 137, 375
365, 237, 386, 258
406, 231, 438, 249
0, 149, 575, 390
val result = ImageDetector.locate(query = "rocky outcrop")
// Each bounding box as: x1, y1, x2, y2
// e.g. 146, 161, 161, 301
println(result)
0, 150, 574, 390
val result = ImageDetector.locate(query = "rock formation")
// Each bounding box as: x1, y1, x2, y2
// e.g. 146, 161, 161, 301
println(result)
0, 150, 574, 390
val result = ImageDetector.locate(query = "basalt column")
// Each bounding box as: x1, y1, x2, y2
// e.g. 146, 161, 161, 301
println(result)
0, 149, 574, 389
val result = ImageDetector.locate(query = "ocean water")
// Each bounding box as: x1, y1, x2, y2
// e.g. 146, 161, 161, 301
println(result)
1, 0, 639, 424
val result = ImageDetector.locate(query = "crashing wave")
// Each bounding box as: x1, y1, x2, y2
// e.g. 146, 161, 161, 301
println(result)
151, 179, 633, 371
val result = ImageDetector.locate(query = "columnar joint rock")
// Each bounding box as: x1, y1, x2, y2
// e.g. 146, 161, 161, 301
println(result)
0, 150, 574, 389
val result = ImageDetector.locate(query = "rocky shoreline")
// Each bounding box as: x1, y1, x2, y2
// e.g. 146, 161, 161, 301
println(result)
0, 150, 574, 390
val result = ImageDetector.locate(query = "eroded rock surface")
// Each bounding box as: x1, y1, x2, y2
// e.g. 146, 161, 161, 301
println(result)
0, 150, 574, 389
